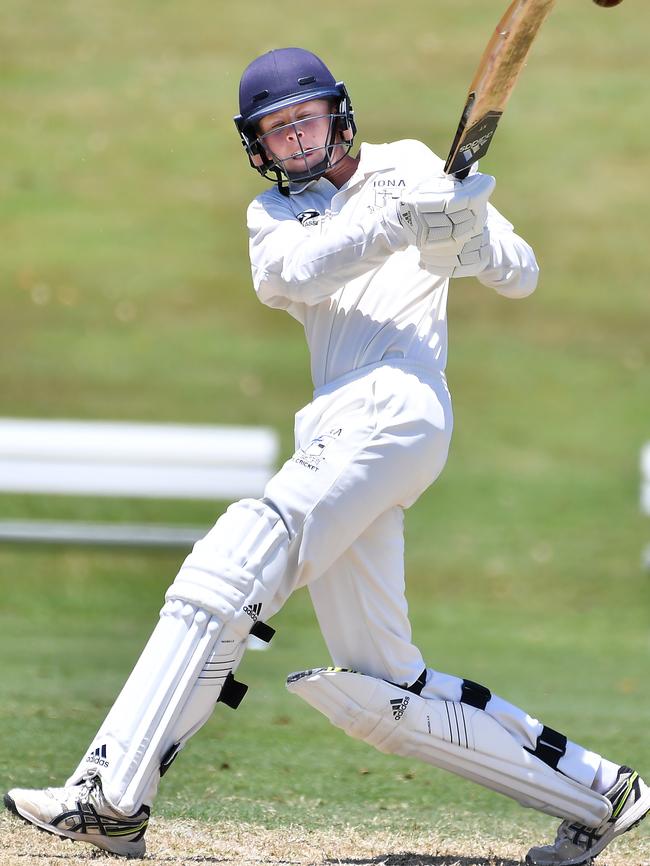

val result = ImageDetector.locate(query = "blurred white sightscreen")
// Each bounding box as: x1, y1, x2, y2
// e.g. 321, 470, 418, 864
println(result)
0, 418, 279, 500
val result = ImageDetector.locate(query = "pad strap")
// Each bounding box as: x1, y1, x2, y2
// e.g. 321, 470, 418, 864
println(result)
217, 672, 249, 709
249, 619, 276, 643
525, 725, 568, 770
460, 678, 492, 710
388, 668, 428, 696
407, 668, 427, 695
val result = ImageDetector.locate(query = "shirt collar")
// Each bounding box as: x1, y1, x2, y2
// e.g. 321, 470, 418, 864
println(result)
345, 143, 394, 185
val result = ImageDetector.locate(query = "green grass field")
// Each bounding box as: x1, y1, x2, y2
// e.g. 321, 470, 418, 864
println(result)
1, 1, 649, 862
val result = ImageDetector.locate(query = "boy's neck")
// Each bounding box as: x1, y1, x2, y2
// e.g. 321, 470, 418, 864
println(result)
324, 154, 360, 189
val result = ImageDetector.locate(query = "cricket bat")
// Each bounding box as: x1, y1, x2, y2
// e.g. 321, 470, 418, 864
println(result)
444, 0, 556, 179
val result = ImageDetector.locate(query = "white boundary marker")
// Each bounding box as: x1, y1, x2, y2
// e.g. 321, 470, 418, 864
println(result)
642, 443, 650, 514
0, 418, 279, 548
642, 443, 650, 570
0, 519, 206, 548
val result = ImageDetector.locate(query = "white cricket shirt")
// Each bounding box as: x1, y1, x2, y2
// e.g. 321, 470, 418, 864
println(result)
247, 139, 538, 390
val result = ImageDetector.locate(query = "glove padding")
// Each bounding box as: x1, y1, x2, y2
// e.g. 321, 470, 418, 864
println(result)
383, 172, 496, 252
419, 227, 491, 278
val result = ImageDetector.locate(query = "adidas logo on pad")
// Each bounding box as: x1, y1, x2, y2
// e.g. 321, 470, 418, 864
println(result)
86, 744, 109, 768
390, 696, 410, 721
243, 603, 262, 622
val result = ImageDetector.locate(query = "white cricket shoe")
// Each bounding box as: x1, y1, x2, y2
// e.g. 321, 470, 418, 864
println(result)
4, 771, 149, 858
525, 766, 650, 866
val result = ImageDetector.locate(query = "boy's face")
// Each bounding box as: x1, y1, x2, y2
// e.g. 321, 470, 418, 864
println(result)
256, 98, 337, 175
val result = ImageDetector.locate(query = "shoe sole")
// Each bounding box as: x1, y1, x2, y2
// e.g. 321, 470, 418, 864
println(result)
525, 786, 650, 866
3, 793, 146, 859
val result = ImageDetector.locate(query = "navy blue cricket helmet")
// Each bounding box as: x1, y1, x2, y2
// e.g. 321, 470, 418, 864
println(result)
234, 48, 356, 194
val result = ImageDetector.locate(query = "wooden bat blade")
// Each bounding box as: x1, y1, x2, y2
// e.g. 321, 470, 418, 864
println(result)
444, 0, 556, 178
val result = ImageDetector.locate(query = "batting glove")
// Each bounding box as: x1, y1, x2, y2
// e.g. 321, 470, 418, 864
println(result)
419, 226, 492, 278
382, 172, 496, 252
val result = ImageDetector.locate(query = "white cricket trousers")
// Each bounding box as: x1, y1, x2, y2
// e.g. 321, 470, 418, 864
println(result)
264, 361, 453, 686
261, 360, 602, 788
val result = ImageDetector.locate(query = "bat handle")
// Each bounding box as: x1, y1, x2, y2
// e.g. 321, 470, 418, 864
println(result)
452, 166, 471, 180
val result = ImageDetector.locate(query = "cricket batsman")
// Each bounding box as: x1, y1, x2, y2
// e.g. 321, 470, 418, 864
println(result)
5, 48, 649, 865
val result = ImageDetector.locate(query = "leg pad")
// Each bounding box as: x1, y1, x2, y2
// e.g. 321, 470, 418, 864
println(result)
287, 667, 612, 827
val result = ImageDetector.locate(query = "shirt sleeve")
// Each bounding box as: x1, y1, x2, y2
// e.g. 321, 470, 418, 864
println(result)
247, 192, 401, 309
478, 203, 539, 298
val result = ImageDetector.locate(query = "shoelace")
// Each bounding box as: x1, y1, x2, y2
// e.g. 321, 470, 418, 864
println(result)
77, 771, 102, 806
555, 815, 610, 852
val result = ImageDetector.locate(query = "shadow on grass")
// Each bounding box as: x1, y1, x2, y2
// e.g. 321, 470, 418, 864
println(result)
4, 839, 294, 865
7, 855, 234, 864
324, 856, 522, 866
7, 850, 522, 866
7, 855, 522, 865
